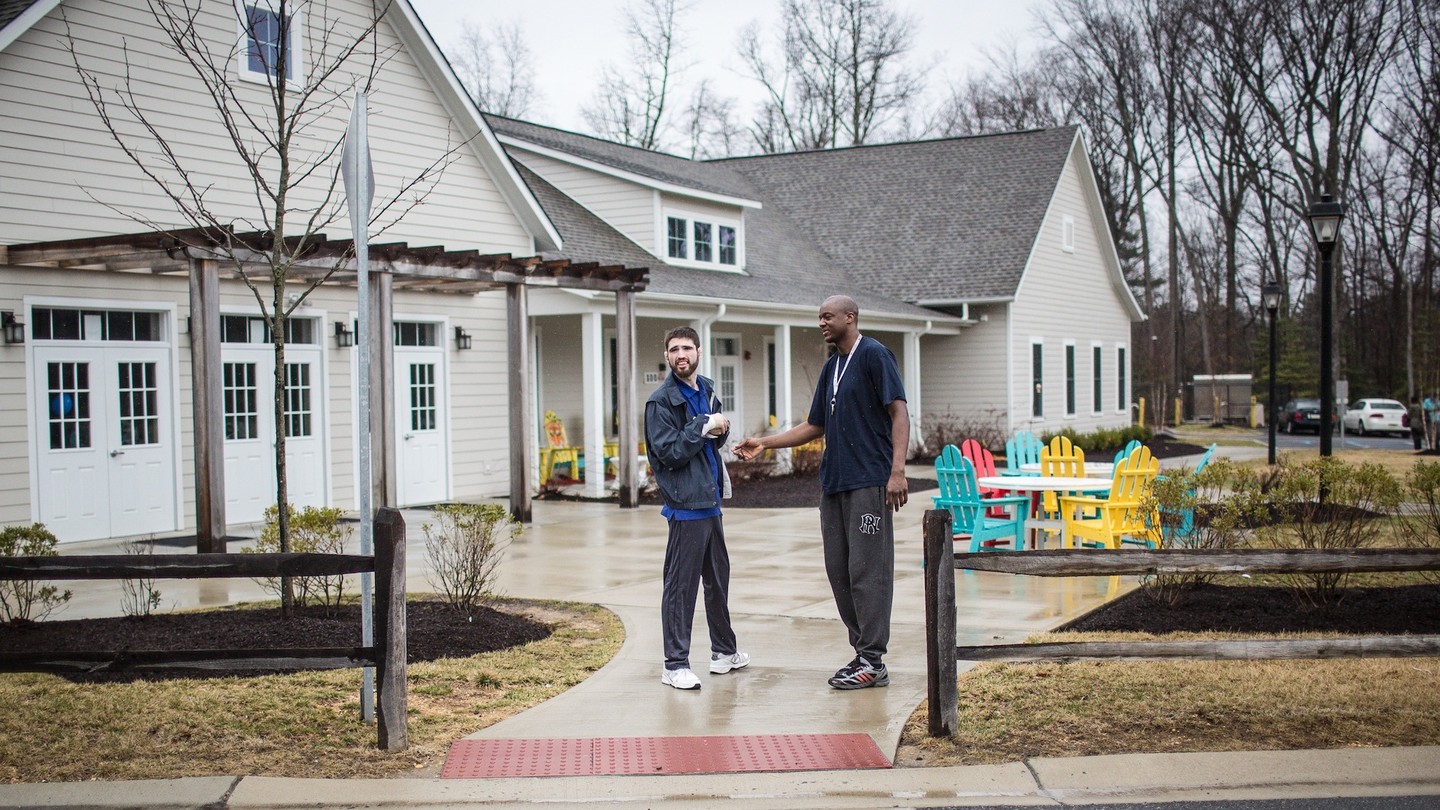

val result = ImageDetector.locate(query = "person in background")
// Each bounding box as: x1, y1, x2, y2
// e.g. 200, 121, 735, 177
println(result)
1425, 393, 1440, 451
645, 326, 749, 690
733, 295, 909, 690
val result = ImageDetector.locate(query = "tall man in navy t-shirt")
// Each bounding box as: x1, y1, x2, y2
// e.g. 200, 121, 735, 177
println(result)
734, 296, 909, 689
645, 326, 750, 690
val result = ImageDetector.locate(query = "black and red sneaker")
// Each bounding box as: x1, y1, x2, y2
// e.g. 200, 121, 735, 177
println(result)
828, 657, 888, 689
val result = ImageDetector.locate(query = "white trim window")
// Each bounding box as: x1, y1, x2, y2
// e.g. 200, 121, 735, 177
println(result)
1031, 339, 1044, 419
1091, 342, 1103, 414
1116, 344, 1129, 414
664, 209, 742, 270
1063, 341, 1077, 418
236, 1, 304, 86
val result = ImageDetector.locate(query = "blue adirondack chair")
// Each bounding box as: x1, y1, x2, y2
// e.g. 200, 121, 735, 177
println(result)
1004, 431, 1044, 474
933, 445, 1029, 552
1161, 443, 1217, 546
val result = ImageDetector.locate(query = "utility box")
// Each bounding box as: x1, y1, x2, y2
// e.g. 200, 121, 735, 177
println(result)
1191, 374, 1253, 424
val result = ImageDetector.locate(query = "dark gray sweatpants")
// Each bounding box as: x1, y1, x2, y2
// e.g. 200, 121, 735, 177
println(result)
661, 515, 738, 670
819, 486, 894, 665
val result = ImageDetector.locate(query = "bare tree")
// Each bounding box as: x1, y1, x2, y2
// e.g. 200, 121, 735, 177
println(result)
739, 0, 922, 152
446, 20, 538, 117
581, 0, 689, 149
930, 45, 1073, 136
67, 0, 453, 612
679, 79, 744, 159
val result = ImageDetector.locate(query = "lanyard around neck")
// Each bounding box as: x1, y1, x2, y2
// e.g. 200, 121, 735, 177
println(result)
831, 334, 862, 413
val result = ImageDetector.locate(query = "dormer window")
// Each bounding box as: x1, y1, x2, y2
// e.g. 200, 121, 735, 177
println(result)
664, 211, 741, 270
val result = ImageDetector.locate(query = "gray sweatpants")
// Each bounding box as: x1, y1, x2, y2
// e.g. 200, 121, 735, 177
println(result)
661, 515, 738, 670
819, 486, 894, 665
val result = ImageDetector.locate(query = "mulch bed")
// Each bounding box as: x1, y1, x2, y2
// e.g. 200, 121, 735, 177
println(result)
0, 599, 551, 682
1058, 582, 1440, 635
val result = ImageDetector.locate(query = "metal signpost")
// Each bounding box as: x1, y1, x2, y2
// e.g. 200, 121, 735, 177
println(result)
342, 91, 376, 722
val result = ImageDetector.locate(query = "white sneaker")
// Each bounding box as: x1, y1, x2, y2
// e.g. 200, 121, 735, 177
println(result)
709, 651, 751, 674
661, 667, 702, 690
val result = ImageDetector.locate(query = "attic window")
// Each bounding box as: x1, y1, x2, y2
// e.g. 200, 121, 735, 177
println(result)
664, 209, 742, 270
1062, 215, 1076, 253
236, 2, 304, 86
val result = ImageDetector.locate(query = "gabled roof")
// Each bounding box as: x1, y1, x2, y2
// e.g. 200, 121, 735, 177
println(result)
515, 162, 941, 320
487, 114, 762, 207
0, 0, 54, 50
719, 127, 1081, 303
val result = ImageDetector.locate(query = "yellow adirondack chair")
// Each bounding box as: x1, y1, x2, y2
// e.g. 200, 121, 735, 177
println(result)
1058, 445, 1162, 549
1037, 435, 1087, 519
540, 410, 582, 483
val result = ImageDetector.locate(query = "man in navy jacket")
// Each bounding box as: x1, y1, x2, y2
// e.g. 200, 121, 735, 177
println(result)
645, 326, 750, 690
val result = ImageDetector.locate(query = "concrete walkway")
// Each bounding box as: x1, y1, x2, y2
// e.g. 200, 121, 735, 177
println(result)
6, 445, 1438, 807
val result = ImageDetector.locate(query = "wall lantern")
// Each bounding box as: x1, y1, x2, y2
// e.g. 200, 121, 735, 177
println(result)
334, 320, 355, 348
1, 311, 24, 345
454, 326, 472, 351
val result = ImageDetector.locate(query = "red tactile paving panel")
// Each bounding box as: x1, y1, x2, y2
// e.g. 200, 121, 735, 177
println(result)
441, 733, 891, 778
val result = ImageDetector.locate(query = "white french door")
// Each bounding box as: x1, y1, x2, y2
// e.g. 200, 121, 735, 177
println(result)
393, 344, 448, 506
32, 344, 178, 542
221, 315, 327, 524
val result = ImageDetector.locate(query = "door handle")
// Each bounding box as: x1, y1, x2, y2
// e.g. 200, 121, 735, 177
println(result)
403, 434, 414, 441
110, 449, 125, 458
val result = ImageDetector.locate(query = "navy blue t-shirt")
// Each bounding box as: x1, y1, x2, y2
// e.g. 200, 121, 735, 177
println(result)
806, 336, 907, 495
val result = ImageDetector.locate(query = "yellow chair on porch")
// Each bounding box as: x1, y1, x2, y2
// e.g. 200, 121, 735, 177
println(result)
540, 410, 582, 484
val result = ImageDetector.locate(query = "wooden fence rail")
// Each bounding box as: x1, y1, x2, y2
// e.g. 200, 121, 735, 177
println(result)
0, 507, 408, 752
922, 508, 1440, 738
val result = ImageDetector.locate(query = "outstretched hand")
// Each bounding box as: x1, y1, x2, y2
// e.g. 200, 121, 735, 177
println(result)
732, 436, 764, 461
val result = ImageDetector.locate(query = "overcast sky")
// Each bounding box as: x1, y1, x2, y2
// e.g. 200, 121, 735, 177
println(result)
407, 0, 1044, 135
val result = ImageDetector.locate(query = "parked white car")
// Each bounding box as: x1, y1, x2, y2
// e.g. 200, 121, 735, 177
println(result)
1342, 398, 1409, 437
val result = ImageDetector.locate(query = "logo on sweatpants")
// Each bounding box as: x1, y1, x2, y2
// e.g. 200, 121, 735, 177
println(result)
859, 513, 882, 535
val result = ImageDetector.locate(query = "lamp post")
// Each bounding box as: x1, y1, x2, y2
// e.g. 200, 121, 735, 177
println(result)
1263, 282, 1282, 465
1307, 193, 1345, 458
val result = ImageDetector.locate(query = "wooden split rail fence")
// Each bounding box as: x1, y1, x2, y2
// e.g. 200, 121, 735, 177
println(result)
922, 509, 1440, 738
0, 507, 409, 752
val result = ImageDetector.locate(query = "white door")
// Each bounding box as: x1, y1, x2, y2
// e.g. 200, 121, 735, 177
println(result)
712, 334, 743, 435
221, 316, 327, 524
394, 336, 448, 506
33, 344, 178, 542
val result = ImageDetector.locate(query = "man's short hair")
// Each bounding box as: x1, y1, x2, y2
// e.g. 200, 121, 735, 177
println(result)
664, 325, 700, 349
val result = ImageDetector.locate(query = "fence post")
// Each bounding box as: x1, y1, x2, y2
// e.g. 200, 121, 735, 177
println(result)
923, 508, 957, 737
373, 507, 408, 752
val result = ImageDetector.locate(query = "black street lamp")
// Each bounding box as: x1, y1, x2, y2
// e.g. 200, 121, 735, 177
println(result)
1307, 193, 1345, 458
1263, 282, 1282, 465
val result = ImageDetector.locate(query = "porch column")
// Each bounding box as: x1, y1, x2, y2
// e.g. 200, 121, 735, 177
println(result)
188, 257, 225, 553
773, 324, 794, 473
369, 272, 395, 508
581, 310, 605, 499
506, 283, 533, 522
616, 289, 639, 508
904, 330, 924, 454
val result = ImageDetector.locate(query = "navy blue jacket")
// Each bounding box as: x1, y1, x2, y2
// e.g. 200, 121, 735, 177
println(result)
645, 373, 732, 511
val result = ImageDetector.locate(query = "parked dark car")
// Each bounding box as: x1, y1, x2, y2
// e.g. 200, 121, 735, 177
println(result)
1279, 398, 1335, 434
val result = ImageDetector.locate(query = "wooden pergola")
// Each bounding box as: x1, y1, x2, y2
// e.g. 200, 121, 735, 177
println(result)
5, 227, 650, 551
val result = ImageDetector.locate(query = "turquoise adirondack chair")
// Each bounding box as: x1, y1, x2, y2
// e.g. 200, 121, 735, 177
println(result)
933, 445, 1029, 552
1112, 439, 1142, 466
1004, 431, 1043, 474
1161, 443, 1217, 546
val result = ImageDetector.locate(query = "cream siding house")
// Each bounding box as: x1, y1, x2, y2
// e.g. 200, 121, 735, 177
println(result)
487, 117, 1144, 491
0, 0, 571, 541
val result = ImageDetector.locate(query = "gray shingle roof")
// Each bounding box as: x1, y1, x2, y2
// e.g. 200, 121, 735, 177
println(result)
486, 114, 760, 202
514, 160, 940, 320
720, 127, 1079, 303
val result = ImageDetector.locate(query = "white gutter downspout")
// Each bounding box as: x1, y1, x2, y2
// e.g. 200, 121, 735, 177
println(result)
695, 303, 726, 380
904, 320, 933, 454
